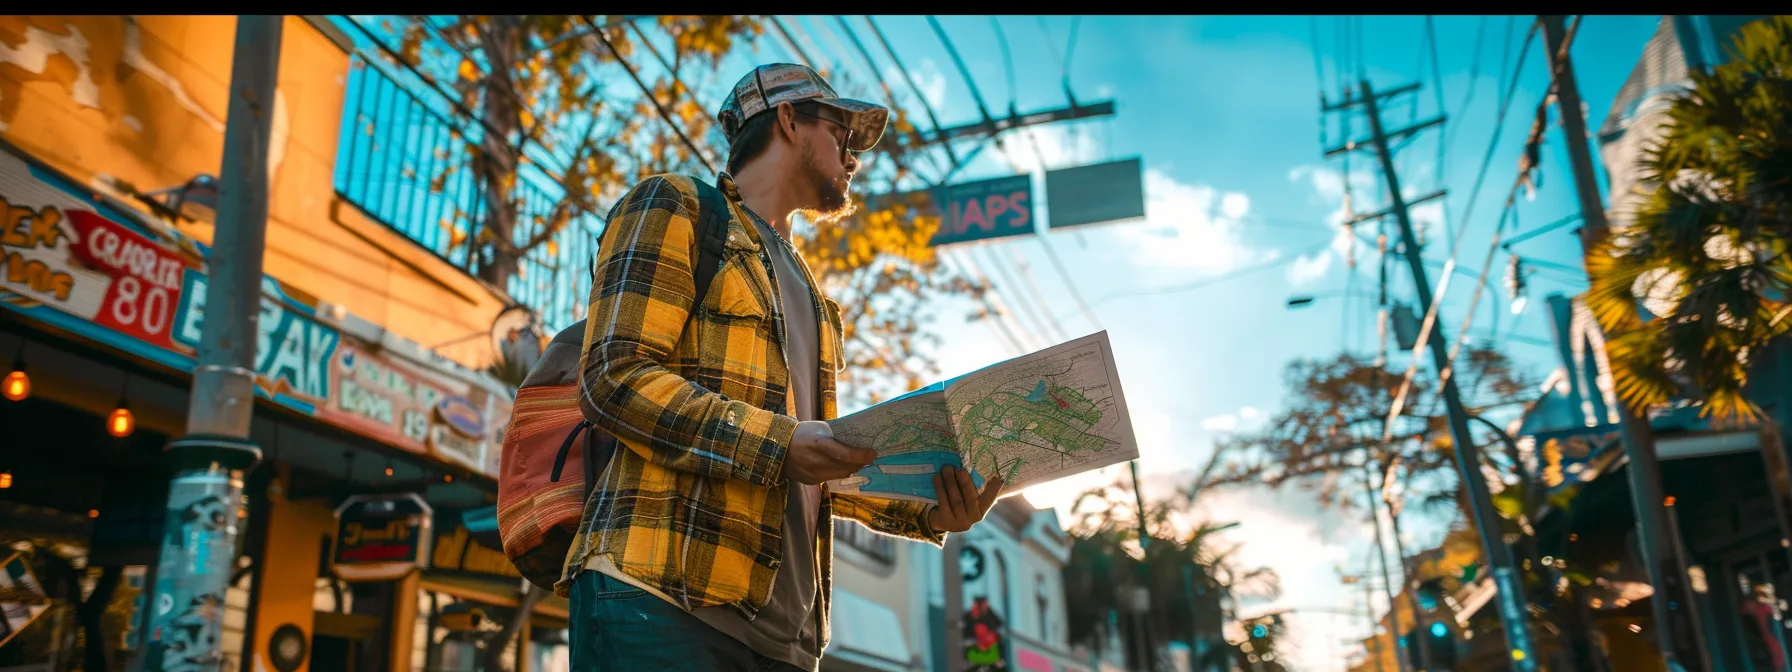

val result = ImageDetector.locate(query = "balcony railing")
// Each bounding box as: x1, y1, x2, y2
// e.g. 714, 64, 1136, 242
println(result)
333, 56, 601, 333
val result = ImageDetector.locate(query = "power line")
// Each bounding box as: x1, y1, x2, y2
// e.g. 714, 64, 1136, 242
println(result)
1441, 16, 1490, 168
978, 245, 1059, 344
1089, 241, 1335, 308
926, 16, 996, 123
1009, 244, 1073, 341
990, 17, 1019, 115
831, 17, 945, 184
578, 15, 717, 174
865, 16, 962, 168
1385, 18, 1581, 431
767, 16, 818, 68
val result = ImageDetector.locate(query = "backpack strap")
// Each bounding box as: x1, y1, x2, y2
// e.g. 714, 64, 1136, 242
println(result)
689, 176, 731, 309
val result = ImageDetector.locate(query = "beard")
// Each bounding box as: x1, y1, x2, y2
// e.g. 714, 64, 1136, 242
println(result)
797, 137, 856, 223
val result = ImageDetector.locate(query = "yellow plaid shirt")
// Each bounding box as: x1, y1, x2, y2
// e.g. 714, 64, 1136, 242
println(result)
563, 173, 943, 638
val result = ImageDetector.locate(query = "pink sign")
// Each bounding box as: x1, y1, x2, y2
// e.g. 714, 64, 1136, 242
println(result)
1016, 647, 1053, 672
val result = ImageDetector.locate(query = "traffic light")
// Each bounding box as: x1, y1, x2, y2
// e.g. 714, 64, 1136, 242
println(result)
1404, 620, 1459, 670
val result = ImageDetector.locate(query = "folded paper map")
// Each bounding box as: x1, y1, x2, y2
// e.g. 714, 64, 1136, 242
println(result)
826, 331, 1138, 505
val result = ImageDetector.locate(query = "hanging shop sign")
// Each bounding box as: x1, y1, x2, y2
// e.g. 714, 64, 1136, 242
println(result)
0, 145, 511, 476
431, 513, 522, 579
333, 493, 433, 581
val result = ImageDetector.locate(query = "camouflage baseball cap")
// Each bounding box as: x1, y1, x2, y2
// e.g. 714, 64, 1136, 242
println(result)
717, 63, 888, 153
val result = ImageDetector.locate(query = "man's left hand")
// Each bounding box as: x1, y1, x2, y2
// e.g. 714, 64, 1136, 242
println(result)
927, 465, 1005, 534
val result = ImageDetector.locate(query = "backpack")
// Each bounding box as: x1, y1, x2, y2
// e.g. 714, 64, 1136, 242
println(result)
497, 178, 731, 591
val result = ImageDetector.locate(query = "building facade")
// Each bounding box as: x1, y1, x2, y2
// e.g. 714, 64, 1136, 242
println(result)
0, 15, 596, 671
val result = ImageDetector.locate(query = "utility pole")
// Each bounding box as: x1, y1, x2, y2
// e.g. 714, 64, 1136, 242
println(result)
1331, 80, 1538, 671
1360, 458, 1411, 672
1130, 460, 1159, 671
1538, 15, 1709, 671
140, 16, 282, 672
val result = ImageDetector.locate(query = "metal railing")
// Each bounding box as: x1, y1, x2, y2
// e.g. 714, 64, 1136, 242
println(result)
333, 56, 601, 333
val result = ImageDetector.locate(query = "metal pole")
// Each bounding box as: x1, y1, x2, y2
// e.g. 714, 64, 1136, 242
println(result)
140, 15, 282, 672
1537, 16, 1705, 671
1358, 81, 1537, 671
1129, 460, 1159, 670
1361, 457, 1412, 672
944, 534, 965, 672
1382, 483, 1433, 671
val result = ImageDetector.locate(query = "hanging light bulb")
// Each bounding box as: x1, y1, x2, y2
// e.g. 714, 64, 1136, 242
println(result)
3, 340, 27, 402
107, 376, 134, 438
108, 404, 135, 438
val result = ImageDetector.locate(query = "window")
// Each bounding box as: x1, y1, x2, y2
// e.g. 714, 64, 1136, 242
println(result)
332, 56, 602, 332
834, 519, 896, 566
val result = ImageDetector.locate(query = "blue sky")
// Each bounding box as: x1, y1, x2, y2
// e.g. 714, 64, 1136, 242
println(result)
706, 15, 1662, 668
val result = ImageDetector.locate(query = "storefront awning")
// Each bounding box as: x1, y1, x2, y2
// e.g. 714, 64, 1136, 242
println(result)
824, 589, 914, 672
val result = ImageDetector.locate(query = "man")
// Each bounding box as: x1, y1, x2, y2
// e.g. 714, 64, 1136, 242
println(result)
565, 63, 1005, 671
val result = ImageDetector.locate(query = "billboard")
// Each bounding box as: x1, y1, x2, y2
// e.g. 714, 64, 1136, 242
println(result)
1044, 157, 1145, 229
929, 174, 1035, 246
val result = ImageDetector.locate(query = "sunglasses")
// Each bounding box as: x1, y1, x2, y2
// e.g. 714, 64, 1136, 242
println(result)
792, 102, 858, 164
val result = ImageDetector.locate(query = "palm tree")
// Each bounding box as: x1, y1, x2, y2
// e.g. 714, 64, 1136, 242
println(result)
1587, 16, 1792, 423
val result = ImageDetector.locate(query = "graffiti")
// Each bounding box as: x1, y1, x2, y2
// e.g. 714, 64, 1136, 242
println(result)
175, 493, 230, 548
963, 596, 1009, 671
154, 592, 226, 672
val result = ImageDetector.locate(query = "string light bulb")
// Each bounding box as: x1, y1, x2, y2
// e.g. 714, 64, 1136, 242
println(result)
107, 376, 134, 438
3, 339, 27, 402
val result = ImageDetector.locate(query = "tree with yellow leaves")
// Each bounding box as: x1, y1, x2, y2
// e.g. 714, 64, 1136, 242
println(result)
363, 15, 984, 401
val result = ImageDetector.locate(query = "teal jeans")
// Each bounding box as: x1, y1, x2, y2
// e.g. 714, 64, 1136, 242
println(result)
568, 570, 807, 672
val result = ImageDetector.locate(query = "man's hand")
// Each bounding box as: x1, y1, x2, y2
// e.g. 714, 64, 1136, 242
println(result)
784, 420, 877, 485
927, 465, 1005, 534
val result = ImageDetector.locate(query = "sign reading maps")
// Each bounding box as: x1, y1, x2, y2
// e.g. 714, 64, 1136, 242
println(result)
827, 331, 1138, 503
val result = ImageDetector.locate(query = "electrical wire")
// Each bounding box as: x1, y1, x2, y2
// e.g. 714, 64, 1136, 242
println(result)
767, 16, 818, 69
865, 16, 960, 167
991, 17, 1018, 115
1010, 244, 1073, 342
979, 245, 1060, 345
943, 249, 1032, 354
1089, 240, 1335, 308
1383, 20, 1579, 437
577, 16, 716, 174
830, 17, 940, 185
1441, 17, 1490, 169
926, 16, 995, 122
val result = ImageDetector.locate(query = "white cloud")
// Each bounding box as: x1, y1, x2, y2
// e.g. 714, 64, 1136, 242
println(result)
1287, 249, 1334, 285
1115, 168, 1274, 271
1201, 414, 1239, 432
1221, 192, 1251, 220
882, 57, 949, 113
1199, 404, 1265, 433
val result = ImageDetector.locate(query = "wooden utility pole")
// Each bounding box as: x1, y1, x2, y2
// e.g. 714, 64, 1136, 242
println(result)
1537, 15, 1711, 671
1330, 80, 1538, 671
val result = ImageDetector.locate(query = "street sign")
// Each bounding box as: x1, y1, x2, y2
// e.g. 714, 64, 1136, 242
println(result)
928, 174, 1035, 246
1045, 157, 1146, 229
333, 493, 433, 581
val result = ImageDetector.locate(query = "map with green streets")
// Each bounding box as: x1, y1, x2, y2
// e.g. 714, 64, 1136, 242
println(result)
827, 331, 1138, 503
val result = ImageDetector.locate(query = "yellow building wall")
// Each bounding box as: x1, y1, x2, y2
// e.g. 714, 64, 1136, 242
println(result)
0, 15, 505, 369
256, 466, 337, 672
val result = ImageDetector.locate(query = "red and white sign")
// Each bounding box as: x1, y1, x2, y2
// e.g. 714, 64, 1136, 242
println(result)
65, 210, 191, 350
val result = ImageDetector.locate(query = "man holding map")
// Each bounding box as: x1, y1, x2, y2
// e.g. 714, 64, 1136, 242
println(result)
564, 63, 1006, 672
